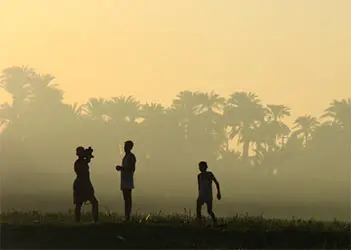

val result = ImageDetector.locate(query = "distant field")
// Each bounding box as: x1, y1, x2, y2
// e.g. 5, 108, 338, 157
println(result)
1, 211, 350, 249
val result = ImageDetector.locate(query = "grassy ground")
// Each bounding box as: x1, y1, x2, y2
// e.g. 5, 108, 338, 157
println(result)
1, 211, 350, 249
2, 193, 350, 221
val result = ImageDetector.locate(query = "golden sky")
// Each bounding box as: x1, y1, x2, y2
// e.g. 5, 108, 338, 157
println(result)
1, 0, 350, 119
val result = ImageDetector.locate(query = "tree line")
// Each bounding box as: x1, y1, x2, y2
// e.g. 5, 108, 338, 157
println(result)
0, 66, 350, 200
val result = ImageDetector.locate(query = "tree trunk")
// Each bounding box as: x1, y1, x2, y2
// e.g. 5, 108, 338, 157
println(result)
281, 135, 285, 148
304, 132, 309, 147
242, 139, 249, 161
225, 140, 229, 152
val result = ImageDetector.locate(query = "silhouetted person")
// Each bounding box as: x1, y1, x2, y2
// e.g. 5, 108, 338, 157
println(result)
196, 161, 221, 225
73, 146, 99, 223
116, 140, 136, 221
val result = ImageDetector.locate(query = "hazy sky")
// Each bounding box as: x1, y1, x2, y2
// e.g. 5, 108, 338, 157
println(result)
1, 0, 350, 118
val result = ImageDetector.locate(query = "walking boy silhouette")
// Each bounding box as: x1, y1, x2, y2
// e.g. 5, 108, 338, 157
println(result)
196, 161, 221, 225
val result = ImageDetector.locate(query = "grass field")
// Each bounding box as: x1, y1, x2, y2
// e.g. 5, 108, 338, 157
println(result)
1, 211, 350, 249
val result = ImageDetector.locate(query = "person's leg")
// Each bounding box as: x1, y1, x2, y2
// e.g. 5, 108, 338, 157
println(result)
74, 201, 83, 223
122, 189, 132, 220
128, 189, 132, 219
89, 196, 99, 223
196, 198, 203, 221
206, 200, 217, 224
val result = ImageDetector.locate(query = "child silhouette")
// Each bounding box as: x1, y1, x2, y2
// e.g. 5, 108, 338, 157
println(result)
196, 161, 221, 225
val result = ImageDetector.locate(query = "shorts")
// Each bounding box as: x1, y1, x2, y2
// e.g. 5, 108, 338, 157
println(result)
120, 177, 134, 190
198, 192, 213, 204
73, 179, 95, 204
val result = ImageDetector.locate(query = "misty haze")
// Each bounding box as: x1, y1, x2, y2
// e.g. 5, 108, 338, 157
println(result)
0, 1, 350, 248
0, 65, 349, 221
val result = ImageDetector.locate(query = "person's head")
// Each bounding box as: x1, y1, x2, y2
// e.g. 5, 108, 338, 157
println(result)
76, 146, 85, 158
199, 161, 208, 172
124, 140, 134, 153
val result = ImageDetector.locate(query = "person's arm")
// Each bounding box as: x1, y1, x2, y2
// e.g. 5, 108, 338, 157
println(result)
74, 161, 86, 176
74, 162, 79, 175
127, 154, 136, 172
197, 174, 201, 193
83, 158, 91, 166
119, 154, 136, 172
212, 173, 221, 200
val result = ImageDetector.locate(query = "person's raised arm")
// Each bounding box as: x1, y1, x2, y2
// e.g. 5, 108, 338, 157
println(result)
83, 157, 91, 165
212, 173, 221, 200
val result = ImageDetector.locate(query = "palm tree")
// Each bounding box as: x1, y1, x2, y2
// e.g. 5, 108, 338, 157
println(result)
195, 91, 227, 158
292, 115, 319, 147
311, 123, 344, 151
67, 102, 84, 117
107, 96, 141, 123
80, 97, 110, 150
58, 102, 85, 131
140, 103, 166, 125
139, 103, 179, 161
265, 104, 291, 148
28, 73, 64, 106
252, 122, 276, 160
0, 67, 62, 144
170, 90, 224, 162
265, 104, 291, 122
81, 97, 109, 122
0, 66, 33, 102
22, 72, 65, 135
321, 98, 351, 152
170, 91, 202, 140
172, 91, 201, 112
0, 101, 29, 143
0, 103, 13, 128
197, 91, 225, 114
105, 96, 142, 145
0, 102, 23, 151
0, 66, 34, 123
224, 91, 266, 161
322, 98, 351, 125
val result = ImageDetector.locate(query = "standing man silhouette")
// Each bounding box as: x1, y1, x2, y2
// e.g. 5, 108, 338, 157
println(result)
116, 140, 136, 221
